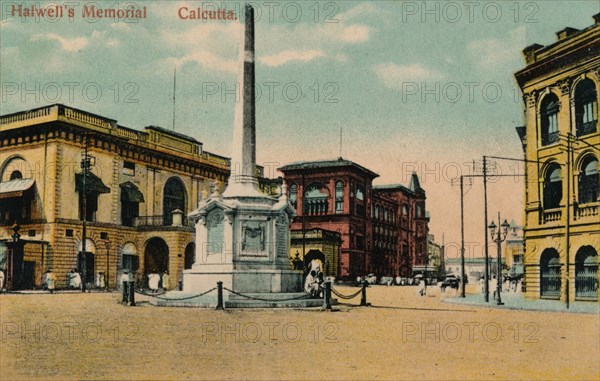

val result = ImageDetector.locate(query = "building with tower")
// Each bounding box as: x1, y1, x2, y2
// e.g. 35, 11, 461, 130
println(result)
279, 158, 429, 280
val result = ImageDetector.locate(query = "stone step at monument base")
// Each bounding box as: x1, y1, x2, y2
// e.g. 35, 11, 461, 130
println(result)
226, 292, 329, 308
148, 292, 217, 308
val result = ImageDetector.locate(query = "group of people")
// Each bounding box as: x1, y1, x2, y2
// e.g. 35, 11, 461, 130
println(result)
148, 272, 170, 292
304, 260, 324, 298
480, 276, 523, 300
120, 270, 170, 293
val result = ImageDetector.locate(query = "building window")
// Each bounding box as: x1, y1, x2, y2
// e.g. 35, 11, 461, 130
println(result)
575, 246, 598, 300
375, 205, 380, 219
575, 79, 598, 137
356, 235, 365, 250
578, 156, 598, 204
120, 182, 144, 227
543, 164, 562, 209
66, 229, 74, 237
335, 181, 344, 213
356, 187, 364, 201
163, 177, 186, 225
540, 248, 561, 299
76, 172, 110, 222
79, 193, 98, 222
9, 171, 22, 180
122, 254, 139, 273
541, 94, 559, 146
402, 204, 408, 216
303, 184, 329, 215
123, 161, 136, 176
289, 184, 297, 209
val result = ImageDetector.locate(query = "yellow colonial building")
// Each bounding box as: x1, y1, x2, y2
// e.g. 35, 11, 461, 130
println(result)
515, 14, 599, 302
0, 104, 232, 290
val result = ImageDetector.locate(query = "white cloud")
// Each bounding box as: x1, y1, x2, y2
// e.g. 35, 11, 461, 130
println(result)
31, 33, 89, 52
468, 27, 526, 69
169, 50, 238, 73
260, 50, 325, 67
256, 3, 377, 67
337, 25, 370, 43
161, 21, 240, 73
373, 63, 445, 89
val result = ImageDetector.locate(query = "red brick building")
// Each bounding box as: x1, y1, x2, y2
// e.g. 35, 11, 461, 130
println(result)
279, 158, 429, 280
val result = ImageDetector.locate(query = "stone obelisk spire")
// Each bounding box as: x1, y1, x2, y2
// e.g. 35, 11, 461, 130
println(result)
223, 4, 262, 198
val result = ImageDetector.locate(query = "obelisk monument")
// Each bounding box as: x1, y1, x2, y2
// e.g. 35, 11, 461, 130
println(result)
222, 4, 262, 198
179, 4, 306, 304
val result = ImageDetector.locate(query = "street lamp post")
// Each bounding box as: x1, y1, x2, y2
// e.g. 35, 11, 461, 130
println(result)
488, 213, 510, 306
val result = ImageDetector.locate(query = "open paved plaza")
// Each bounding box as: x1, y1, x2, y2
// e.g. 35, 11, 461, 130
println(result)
1, 285, 598, 381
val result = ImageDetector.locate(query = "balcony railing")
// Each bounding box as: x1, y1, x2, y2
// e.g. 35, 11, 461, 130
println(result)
576, 203, 599, 219
576, 121, 597, 137
132, 215, 195, 228
542, 209, 562, 223
541, 131, 559, 146
132, 216, 164, 227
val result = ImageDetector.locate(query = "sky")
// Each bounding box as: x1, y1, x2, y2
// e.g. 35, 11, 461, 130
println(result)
1, 0, 599, 259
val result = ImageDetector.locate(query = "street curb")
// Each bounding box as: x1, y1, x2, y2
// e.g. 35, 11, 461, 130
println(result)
442, 296, 599, 315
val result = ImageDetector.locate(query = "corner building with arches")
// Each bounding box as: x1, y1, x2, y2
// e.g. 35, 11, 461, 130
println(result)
0, 104, 232, 290
515, 14, 600, 302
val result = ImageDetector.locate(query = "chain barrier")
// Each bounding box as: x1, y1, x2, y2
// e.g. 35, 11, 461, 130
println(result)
135, 289, 167, 297
331, 286, 363, 300
223, 287, 314, 302
135, 288, 217, 301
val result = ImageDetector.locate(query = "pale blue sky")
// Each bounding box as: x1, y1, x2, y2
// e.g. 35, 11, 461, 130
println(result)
1, 1, 598, 255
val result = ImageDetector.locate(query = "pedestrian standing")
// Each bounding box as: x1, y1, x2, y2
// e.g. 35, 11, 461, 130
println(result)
120, 270, 130, 303
46, 269, 56, 293
0, 270, 4, 292
418, 279, 426, 297
162, 272, 170, 291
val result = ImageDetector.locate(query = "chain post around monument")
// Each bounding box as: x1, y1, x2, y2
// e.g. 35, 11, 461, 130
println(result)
360, 280, 369, 306
216, 281, 224, 310
323, 281, 332, 310
128, 281, 136, 306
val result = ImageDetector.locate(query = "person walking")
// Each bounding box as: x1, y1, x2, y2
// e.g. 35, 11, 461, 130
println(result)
0, 270, 5, 293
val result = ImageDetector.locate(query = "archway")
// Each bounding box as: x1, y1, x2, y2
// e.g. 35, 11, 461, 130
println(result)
540, 248, 561, 299
184, 242, 195, 270
144, 237, 169, 274
575, 246, 598, 300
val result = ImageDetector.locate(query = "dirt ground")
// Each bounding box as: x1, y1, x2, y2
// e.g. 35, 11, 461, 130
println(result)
1, 285, 598, 381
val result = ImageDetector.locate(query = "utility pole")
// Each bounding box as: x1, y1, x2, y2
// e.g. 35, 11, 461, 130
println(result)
483, 156, 490, 302
80, 133, 89, 292
172, 66, 177, 131
565, 133, 573, 309
460, 176, 466, 298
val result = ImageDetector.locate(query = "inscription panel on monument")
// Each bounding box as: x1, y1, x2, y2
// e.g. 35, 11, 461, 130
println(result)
206, 209, 224, 255
241, 220, 266, 256
276, 214, 288, 258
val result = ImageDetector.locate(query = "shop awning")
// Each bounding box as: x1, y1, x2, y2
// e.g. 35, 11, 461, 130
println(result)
0, 178, 35, 199
75, 173, 110, 194
120, 182, 145, 203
